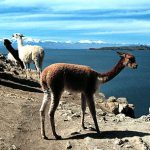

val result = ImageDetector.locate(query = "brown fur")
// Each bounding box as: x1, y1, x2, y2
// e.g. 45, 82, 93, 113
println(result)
39, 52, 138, 139
41, 63, 99, 93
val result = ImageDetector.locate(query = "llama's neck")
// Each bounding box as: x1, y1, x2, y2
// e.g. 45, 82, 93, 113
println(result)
99, 58, 125, 83
16, 38, 23, 49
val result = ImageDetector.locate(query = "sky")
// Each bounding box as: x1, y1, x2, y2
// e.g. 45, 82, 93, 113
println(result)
1, 0, 150, 44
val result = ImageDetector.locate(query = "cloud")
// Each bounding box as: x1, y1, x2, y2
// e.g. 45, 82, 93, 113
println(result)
1, 0, 150, 10
78, 40, 106, 44
1, 0, 150, 44
85, 30, 150, 35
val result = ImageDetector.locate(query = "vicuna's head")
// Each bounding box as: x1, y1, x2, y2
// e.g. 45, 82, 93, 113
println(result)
117, 52, 138, 69
12, 33, 24, 39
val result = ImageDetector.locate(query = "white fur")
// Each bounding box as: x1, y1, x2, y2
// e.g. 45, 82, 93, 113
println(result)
12, 33, 44, 75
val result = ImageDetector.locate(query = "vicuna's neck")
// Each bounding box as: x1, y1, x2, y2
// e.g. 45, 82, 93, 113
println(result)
16, 38, 23, 49
99, 58, 125, 83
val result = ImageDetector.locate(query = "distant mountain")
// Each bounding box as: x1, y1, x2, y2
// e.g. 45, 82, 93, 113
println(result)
21, 38, 111, 49
0, 38, 149, 50
0, 38, 116, 50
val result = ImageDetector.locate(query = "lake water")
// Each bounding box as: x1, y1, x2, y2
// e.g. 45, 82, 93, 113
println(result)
1, 47, 150, 117
44, 49, 150, 117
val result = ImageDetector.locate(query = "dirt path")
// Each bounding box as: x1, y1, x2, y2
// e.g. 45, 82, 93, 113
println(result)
0, 83, 150, 150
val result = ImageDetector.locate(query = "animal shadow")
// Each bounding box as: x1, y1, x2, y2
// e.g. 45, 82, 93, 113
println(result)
66, 130, 150, 140
45, 130, 150, 140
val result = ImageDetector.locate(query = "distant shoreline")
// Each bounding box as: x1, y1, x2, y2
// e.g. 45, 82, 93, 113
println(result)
89, 45, 150, 51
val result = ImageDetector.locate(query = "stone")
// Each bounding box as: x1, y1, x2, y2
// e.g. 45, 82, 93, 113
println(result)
114, 138, 124, 146
59, 101, 67, 107
149, 107, 150, 114
139, 115, 150, 121
107, 96, 116, 102
71, 113, 81, 119
95, 92, 106, 102
11, 145, 17, 150
131, 136, 150, 150
116, 114, 126, 121
66, 141, 72, 149
124, 144, 133, 148
117, 97, 128, 104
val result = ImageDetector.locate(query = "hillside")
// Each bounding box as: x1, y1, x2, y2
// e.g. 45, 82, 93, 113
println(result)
0, 53, 150, 150
89, 45, 150, 51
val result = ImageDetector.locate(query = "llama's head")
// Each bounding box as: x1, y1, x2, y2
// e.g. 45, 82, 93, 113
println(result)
117, 52, 138, 69
12, 33, 24, 39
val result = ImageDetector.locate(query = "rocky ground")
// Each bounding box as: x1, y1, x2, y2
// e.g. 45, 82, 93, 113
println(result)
0, 54, 150, 150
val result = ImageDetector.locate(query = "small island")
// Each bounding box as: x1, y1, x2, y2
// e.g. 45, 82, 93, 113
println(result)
89, 45, 150, 51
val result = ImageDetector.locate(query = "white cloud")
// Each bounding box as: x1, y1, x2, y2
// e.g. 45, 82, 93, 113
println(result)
78, 40, 106, 44
65, 40, 72, 44
1, 0, 150, 43
2, 0, 150, 10
85, 30, 150, 35
78, 40, 92, 44
1, 0, 44, 7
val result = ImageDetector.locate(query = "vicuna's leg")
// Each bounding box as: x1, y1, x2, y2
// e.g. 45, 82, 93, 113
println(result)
48, 92, 62, 139
86, 94, 100, 133
39, 90, 50, 139
81, 93, 86, 129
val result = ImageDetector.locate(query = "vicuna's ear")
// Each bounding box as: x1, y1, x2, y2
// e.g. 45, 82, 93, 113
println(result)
117, 51, 126, 58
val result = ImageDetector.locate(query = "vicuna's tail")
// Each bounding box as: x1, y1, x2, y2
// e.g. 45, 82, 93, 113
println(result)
40, 72, 49, 92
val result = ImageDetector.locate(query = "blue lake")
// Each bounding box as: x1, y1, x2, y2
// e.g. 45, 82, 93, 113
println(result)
44, 49, 150, 117
1, 47, 150, 117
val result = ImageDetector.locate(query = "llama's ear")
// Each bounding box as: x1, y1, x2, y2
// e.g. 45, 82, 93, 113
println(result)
20, 34, 25, 37
117, 51, 126, 57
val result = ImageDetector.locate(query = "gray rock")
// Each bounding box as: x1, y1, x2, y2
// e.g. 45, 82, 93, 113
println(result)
116, 114, 126, 121
66, 141, 72, 149
131, 136, 150, 150
107, 96, 116, 102
11, 145, 17, 150
71, 113, 81, 119
114, 138, 124, 145
117, 97, 128, 104
124, 144, 133, 148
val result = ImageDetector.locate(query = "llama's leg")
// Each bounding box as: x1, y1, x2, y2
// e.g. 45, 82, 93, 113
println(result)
86, 94, 100, 134
23, 62, 28, 78
48, 92, 62, 139
23, 62, 27, 70
81, 93, 87, 129
27, 63, 31, 71
34, 57, 41, 77
39, 90, 50, 139
39, 55, 44, 73
26, 63, 31, 78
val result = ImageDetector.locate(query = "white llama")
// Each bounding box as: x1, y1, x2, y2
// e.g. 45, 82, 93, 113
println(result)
12, 33, 44, 76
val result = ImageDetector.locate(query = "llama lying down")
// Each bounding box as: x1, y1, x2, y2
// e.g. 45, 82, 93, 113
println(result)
40, 52, 138, 139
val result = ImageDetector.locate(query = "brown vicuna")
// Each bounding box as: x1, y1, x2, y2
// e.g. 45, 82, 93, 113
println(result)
40, 52, 138, 139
